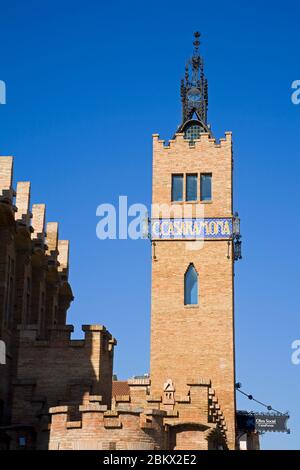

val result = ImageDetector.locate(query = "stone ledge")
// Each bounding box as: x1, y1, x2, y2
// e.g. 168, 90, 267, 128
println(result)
147, 395, 162, 403
89, 395, 102, 403
187, 378, 211, 387
104, 410, 119, 417
144, 409, 166, 417
116, 405, 144, 414
164, 418, 211, 428
49, 406, 69, 414
128, 378, 151, 386
166, 410, 179, 418
104, 420, 122, 429
82, 324, 106, 332
109, 338, 117, 349
66, 421, 82, 429
176, 395, 190, 404
115, 395, 130, 402
79, 404, 108, 412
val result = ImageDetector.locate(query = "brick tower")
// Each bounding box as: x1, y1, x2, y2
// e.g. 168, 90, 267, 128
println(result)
150, 33, 240, 450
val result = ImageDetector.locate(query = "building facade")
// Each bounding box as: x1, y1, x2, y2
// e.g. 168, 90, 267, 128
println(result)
0, 34, 256, 450
150, 32, 236, 450
0, 156, 116, 449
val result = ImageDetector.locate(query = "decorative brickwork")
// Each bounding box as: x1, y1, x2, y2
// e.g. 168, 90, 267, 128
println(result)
48, 377, 227, 450
0, 33, 252, 449
0, 156, 116, 450
150, 132, 236, 449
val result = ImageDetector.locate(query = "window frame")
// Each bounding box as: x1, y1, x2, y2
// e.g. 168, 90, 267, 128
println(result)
186, 173, 198, 202
184, 263, 199, 306
171, 174, 184, 202
200, 173, 212, 202
171, 172, 213, 203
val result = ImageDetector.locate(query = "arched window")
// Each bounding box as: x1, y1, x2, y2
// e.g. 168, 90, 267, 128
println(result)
184, 264, 198, 305
184, 123, 202, 143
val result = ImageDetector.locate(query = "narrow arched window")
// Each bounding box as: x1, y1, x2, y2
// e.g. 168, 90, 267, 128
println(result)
184, 264, 198, 305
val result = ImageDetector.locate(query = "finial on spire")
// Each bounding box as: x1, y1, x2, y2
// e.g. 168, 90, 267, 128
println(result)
193, 31, 201, 53
177, 32, 211, 140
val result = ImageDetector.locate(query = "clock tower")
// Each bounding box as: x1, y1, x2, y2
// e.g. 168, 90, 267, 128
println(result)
150, 33, 238, 450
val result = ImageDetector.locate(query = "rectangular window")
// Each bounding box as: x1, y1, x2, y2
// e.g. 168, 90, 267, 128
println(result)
186, 174, 198, 201
200, 173, 212, 201
18, 437, 26, 448
171, 174, 183, 202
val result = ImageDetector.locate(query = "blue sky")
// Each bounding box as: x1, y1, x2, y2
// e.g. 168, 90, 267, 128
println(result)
0, 0, 299, 450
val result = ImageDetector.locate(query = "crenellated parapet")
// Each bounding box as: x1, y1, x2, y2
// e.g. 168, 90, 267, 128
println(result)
152, 131, 232, 150
31, 204, 46, 247
152, 132, 233, 219
0, 156, 15, 206
48, 395, 166, 450
48, 375, 228, 450
0, 155, 73, 336
11, 324, 116, 435
15, 181, 32, 228
46, 222, 59, 267
0, 155, 76, 445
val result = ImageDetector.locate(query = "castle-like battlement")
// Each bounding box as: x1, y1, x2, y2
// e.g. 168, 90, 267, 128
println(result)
12, 323, 116, 422
126, 377, 228, 437
9, 322, 116, 450
0, 155, 120, 450
49, 396, 166, 450
152, 132, 232, 150
49, 402, 166, 428
16, 323, 116, 351
0, 156, 14, 203
47, 377, 228, 450
152, 129, 233, 219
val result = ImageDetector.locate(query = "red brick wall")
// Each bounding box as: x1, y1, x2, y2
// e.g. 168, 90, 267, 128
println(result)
12, 324, 116, 427
49, 405, 165, 450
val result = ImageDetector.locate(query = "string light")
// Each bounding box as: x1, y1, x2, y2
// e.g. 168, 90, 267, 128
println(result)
235, 383, 284, 415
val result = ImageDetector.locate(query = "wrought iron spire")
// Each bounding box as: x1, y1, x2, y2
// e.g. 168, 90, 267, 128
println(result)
178, 32, 210, 138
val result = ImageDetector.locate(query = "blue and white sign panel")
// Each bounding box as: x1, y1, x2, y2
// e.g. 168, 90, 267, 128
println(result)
151, 218, 233, 240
